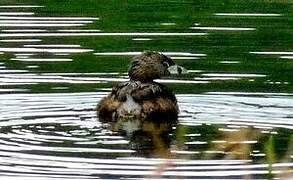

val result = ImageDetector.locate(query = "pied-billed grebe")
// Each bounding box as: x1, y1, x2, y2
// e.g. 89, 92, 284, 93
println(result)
97, 51, 185, 134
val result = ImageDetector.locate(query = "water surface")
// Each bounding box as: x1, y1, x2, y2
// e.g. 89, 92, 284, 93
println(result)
0, 1, 292, 179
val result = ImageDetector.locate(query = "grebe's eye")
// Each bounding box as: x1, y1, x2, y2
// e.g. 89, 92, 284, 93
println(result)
162, 61, 169, 67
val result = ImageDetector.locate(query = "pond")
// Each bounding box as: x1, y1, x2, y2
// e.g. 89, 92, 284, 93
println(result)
0, 0, 292, 179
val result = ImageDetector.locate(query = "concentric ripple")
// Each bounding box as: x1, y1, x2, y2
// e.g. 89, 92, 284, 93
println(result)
0, 92, 292, 179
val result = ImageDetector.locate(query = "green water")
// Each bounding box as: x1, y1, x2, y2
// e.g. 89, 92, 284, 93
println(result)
0, 0, 292, 179
1, 0, 292, 93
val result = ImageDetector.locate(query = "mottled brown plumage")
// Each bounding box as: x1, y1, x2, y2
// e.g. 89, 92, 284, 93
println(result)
97, 51, 183, 134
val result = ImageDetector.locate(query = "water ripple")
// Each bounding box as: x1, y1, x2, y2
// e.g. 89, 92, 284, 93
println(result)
0, 94, 291, 179
0, 2, 292, 179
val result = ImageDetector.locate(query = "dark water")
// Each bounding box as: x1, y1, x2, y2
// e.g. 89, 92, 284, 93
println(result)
0, 1, 292, 179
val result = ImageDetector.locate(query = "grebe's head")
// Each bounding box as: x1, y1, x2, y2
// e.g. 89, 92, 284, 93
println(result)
128, 51, 186, 82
